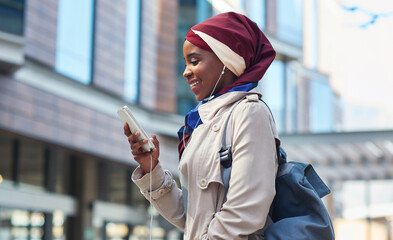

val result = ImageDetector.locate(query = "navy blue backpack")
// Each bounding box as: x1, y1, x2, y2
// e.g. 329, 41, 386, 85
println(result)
220, 99, 335, 239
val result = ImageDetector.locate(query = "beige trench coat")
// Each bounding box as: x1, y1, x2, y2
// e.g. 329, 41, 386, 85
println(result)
132, 88, 279, 240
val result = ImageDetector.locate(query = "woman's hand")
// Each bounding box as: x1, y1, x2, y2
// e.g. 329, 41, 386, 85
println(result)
123, 122, 159, 174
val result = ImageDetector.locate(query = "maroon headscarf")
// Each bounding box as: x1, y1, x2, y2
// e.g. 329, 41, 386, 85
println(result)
185, 12, 276, 94
178, 12, 276, 159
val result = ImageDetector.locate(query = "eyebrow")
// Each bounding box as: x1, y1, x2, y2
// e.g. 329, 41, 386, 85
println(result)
186, 52, 202, 58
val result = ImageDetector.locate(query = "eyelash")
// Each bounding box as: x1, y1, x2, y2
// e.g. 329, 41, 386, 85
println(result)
184, 59, 199, 69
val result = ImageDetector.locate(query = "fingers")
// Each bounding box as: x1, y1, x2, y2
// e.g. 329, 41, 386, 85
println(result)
123, 122, 131, 136
123, 125, 160, 171
128, 130, 141, 144
128, 132, 152, 155
131, 139, 149, 155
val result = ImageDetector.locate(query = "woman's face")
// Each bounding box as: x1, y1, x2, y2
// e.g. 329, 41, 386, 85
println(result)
183, 40, 234, 101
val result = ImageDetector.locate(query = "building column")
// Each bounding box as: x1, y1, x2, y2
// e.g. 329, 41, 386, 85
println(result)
139, 0, 178, 113
70, 155, 98, 240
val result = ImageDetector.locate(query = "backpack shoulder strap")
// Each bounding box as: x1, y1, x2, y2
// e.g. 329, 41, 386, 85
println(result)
220, 94, 261, 168
220, 97, 286, 171
221, 94, 263, 151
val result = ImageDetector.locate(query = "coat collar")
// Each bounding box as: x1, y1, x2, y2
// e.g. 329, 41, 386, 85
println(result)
198, 87, 262, 123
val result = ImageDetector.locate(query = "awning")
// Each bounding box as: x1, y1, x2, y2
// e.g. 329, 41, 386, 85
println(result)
280, 130, 393, 181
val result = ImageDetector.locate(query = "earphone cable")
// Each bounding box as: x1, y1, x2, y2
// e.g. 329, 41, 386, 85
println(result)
182, 66, 226, 150
149, 154, 153, 240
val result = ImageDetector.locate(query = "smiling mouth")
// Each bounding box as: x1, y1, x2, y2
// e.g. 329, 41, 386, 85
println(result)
190, 81, 200, 88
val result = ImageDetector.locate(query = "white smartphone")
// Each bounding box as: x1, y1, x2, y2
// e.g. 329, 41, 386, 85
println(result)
117, 105, 155, 152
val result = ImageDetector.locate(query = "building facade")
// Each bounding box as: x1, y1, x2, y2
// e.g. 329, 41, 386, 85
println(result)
0, 0, 392, 239
0, 0, 181, 239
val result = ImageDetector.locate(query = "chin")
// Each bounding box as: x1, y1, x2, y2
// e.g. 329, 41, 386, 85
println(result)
193, 93, 202, 101
195, 95, 207, 101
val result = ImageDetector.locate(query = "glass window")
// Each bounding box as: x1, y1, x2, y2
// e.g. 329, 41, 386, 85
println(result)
276, 0, 303, 46
177, 0, 213, 115
130, 174, 147, 210
244, 0, 266, 29
197, 0, 213, 24
105, 222, 131, 240
55, 0, 94, 84
286, 63, 298, 133
4, 209, 45, 240
260, 61, 285, 132
177, 0, 198, 115
53, 210, 68, 240
310, 78, 334, 132
0, 134, 72, 193
19, 139, 45, 190
107, 164, 128, 205
0, 208, 68, 240
98, 163, 146, 208
124, 0, 141, 103
0, 0, 24, 35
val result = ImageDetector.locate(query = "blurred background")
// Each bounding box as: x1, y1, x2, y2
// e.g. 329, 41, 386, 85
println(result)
0, 0, 392, 239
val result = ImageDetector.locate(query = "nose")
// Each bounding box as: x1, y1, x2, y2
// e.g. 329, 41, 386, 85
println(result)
183, 65, 192, 79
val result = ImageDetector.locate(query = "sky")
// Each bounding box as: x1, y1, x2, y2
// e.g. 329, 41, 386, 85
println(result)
317, 0, 393, 131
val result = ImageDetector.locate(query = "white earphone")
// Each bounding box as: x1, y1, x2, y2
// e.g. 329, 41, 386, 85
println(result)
221, 65, 226, 74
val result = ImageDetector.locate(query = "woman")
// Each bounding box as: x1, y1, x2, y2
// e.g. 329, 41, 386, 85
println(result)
124, 12, 279, 239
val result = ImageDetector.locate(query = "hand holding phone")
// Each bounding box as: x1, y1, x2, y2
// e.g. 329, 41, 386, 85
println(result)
117, 106, 155, 152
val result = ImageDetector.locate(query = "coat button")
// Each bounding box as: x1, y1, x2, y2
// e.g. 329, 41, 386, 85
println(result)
200, 178, 207, 187
158, 189, 166, 196
166, 180, 172, 188
212, 124, 220, 132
